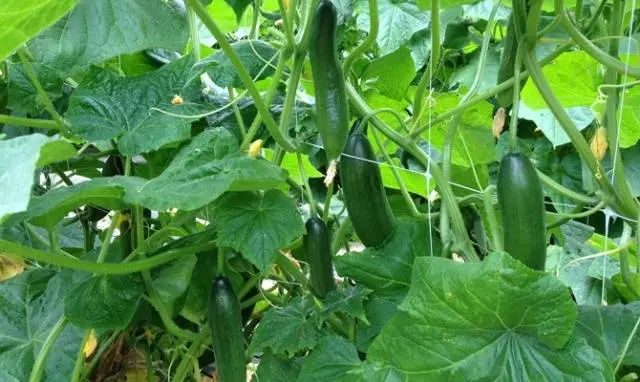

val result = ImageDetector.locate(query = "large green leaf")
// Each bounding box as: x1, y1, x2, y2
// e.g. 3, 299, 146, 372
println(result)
224, 0, 253, 21
64, 274, 143, 329
362, 46, 416, 100
0, 134, 76, 222
356, 0, 429, 55
575, 302, 640, 366
319, 285, 370, 324
334, 217, 441, 295
65, 56, 203, 156
420, 92, 495, 167
6, 62, 65, 115
517, 102, 593, 147
298, 336, 363, 382
367, 252, 613, 380
521, 51, 601, 110
248, 295, 323, 357
0, 0, 78, 60
182, 251, 218, 322
616, 85, 640, 148
450, 46, 502, 95
0, 269, 83, 381
199, 40, 278, 88
252, 352, 303, 382
27, 0, 188, 74
124, 129, 287, 211
151, 255, 197, 316
15, 176, 145, 228
212, 190, 304, 272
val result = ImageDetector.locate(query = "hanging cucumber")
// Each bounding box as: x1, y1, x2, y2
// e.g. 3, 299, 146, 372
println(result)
309, 0, 350, 165
496, 152, 547, 270
208, 276, 246, 382
496, 0, 530, 109
339, 132, 397, 248
303, 217, 335, 297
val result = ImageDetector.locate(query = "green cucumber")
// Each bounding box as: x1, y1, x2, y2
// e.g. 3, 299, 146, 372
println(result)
496, 152, 547, 270
303, 217, 335, 297
309, 0, 350, 163
208, 276, 246, 382
339, 132, 397, 248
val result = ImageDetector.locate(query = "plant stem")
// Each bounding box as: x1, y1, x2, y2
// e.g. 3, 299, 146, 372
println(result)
17, 48, 69, 134
322, 182, 334, 223
439, 2, 497, 247
331, 216, 351, 255
509, 36, 527, 150
70, 330, 91, 382
483, 185, 503, 252
186, 2, 201, 59
134, 205, 145, 250
411, 0, 441, 126
619, 223, 639, 299
603, 0, 639, 218
172, 332, 208, 382
229, 88, 247, 138
370, 127, 424, 220
297, 152, 318, 216
278, 0, 294, 44
275, 251, 308, 289
240, 46, 292, 150
29, 316, 68, 382
0, 114, 61, 130
0, 239, 216, 275
536, 169, 599, 204
238, 273, 261, 299
186, 0, 297, 151
525, 0, 543, 48
278, 50, 306, 135
554, 0, 640, 78
144, 295, 199, 341
342, 0, 378, 75
96, 211, 121, 263
240, 293, 264, 309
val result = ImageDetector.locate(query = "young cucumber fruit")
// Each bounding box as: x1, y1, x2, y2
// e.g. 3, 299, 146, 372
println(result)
497, 152, 547, 270
303, 217, 335, 298
208, 276, 246, 382
339, 132, 397, 248
309, 0, 350, 163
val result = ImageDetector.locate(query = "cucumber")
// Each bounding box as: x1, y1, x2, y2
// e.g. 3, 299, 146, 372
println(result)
303, 217, 335, 297
208, 276, 246, 382
309, 0, 350, 163
339, 132, 397, 248
496, 4, 530, 108
496, 152, 547, 270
